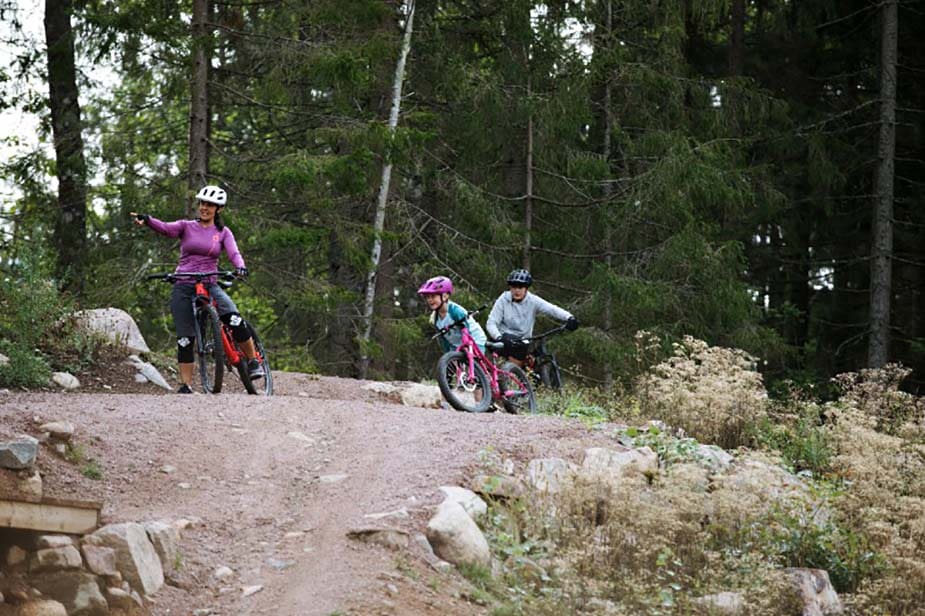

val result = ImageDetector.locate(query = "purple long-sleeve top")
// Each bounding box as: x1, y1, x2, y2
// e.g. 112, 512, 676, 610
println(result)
146, 217, 245, 280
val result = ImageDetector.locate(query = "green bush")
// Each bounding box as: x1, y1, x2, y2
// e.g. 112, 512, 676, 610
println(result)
0, 341, 52, 388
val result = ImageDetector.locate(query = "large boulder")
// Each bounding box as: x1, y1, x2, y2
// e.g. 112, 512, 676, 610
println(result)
580, 446, 659, 482
525, 458, 573, 494
0, 436, 39, 470
87, 523, 163, 596
438, 486, 487, 519
29, 571, 108, 616
425, 500, 490, 568
73, 308, 150, 354
143, 520, 180, 571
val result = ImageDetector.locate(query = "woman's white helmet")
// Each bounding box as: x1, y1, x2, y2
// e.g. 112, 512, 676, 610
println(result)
195, 185, 227, 206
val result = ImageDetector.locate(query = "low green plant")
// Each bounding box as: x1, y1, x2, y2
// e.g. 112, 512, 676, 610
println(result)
64, 442, 86, 464
81, 461, 103, 480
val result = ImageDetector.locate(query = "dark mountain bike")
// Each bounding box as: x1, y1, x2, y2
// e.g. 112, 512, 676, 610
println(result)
148, 271, 273, 395
524, 324, 568, 390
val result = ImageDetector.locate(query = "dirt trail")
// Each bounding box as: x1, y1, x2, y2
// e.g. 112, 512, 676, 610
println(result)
0, 374, 607, 615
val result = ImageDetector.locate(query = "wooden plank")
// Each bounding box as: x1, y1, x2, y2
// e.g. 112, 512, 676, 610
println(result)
0, 499, 100, 534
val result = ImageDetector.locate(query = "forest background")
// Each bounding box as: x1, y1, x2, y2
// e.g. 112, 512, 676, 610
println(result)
0, 0, 923, 394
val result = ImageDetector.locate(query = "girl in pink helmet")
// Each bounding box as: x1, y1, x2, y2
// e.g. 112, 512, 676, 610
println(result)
417, 276, 487, 353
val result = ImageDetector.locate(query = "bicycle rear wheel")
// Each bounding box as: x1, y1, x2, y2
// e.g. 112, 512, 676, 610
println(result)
437, 351, 492, 413
539, 360, 563, 390
196, 305, 224, 393
500, 362, 537, 414
246, 329, 273, 396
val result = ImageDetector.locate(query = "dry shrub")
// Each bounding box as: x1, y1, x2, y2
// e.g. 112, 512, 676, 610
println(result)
636, 336, 768, 449
826, 365, 925, 613
501, 471, 803, 616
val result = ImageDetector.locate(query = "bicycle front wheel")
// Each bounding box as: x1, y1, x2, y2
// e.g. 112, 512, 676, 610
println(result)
500, 362, 537, 414
247, 329, 273, 396
196, 305, 224, 393
539, 361, 563, 390
436, 351, 492, 413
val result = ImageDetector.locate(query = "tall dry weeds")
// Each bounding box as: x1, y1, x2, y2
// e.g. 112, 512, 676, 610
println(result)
636, 335, 767, 449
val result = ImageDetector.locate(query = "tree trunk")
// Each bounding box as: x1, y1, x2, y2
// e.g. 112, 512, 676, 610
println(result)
728, 0, 745, 76
358, 0, 416, 378
868, 0, 898, 368
45, 0, 88, 295
523, 87, 533, 269
602, 0, 614, 390
188, 0, 211, 218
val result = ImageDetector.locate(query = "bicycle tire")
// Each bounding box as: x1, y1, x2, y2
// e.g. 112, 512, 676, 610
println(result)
436, 351, 492, 413
248, 329, 273, 396
539, 360, 563, 390
235, 341, 255, 394
196, 305, 224, 393
500, 362, 537, 414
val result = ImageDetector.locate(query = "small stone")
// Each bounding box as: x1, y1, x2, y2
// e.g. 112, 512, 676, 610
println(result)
213, 566, 234, 580
319, 474, 348, 484
51, 372, 80, 390
29, 546, 83, 572
19, 470, 43, 499
172, 518, 193, 530
241, 585, 263, 598
287, 431, 315, 444
38, 422, 75, 441
6, 544, 28, 566
159, 465, 176, 474
364, 508, 409, 520
178, 482, 191, 489
385, 583, 399, 595
54, 443, 67, 456
36, 535, 74, 549
266, 558, 294, 571
283, 531, 305, 539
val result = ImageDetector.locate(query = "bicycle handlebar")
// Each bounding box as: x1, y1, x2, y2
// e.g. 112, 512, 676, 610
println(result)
430, 305, 488, 340
146, 271, 237, 282
525, 323, 569, 342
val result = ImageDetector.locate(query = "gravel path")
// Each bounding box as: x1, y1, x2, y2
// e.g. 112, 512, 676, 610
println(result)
0, 373, 609, 615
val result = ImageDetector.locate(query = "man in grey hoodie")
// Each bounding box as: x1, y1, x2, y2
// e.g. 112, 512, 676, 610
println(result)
486, 269, 578, 365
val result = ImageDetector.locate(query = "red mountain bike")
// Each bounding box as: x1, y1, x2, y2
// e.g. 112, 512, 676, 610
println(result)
433, 306, 536, 414
148, 271, 273, 395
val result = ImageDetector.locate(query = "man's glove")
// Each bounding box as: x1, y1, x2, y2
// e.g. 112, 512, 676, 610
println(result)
565, 316, 579, 331
234, 267, 249, 279
501, 333, 527, 348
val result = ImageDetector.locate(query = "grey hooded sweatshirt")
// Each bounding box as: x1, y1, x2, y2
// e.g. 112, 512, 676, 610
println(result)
486, 291, 573, 340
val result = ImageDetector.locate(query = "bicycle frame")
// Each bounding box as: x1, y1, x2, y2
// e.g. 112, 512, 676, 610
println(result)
452, 327, 525, 402
191, 280, 246, 369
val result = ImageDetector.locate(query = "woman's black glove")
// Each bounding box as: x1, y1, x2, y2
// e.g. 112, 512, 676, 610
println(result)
234, 267, 249, 279
565, 316, 579, 331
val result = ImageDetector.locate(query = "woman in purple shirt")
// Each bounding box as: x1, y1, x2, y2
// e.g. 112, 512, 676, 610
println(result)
132, 185, 263, 393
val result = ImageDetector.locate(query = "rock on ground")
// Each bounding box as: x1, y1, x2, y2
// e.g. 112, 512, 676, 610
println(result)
425, 500, 490, 568
73, 308, 150, 354
87, 523, 164, 596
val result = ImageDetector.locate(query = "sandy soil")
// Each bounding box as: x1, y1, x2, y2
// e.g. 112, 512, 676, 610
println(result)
0, 372, 612, 615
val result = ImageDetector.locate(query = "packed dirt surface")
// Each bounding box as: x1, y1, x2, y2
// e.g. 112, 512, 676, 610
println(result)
0, 373, 613, 615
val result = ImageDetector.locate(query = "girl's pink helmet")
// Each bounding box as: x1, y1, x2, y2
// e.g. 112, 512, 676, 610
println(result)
417, 276, 453, 295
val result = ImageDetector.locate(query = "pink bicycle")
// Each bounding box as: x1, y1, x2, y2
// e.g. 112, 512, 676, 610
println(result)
433, 307, 537, 414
